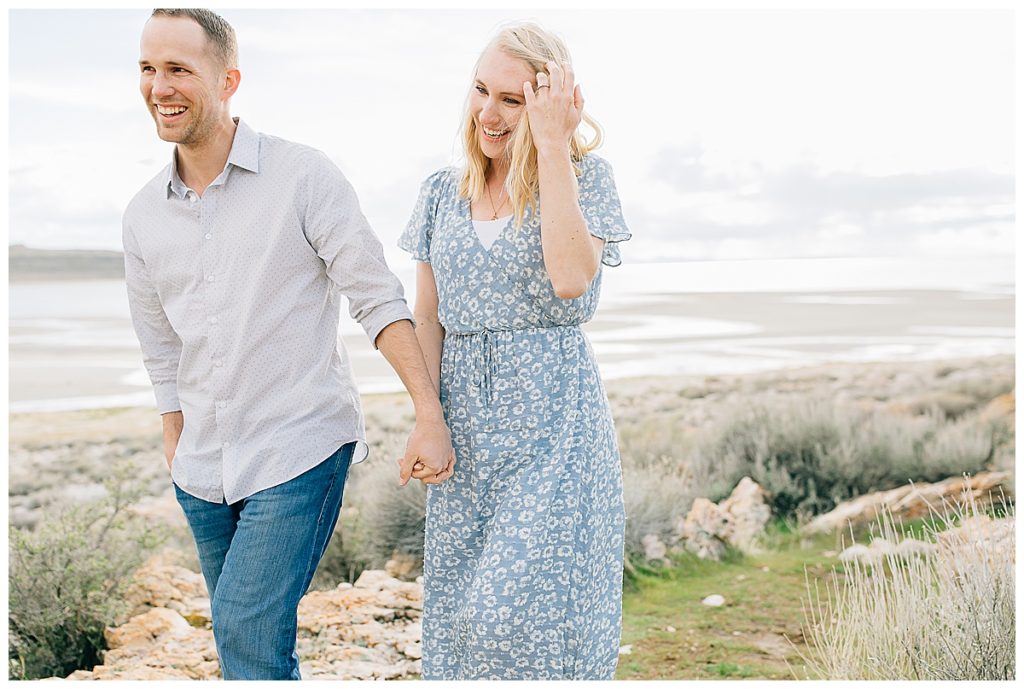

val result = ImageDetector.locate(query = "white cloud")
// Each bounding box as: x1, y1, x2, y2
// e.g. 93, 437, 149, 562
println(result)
8, 8, 1015, 262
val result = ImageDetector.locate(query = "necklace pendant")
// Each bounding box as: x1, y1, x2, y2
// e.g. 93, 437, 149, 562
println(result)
491, 212, 497, 220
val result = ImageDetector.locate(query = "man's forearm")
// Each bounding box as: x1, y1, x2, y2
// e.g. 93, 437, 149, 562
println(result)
414, 319, 444, 396
376, 319, 452, 482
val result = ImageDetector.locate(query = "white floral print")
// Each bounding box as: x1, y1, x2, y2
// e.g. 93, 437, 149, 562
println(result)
399, 154, 630, 680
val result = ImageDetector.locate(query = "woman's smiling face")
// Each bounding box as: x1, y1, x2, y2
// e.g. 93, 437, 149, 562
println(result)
471, 46, 535, 161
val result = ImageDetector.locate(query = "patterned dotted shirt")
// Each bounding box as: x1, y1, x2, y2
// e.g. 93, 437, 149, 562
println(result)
123, 118, 412, 504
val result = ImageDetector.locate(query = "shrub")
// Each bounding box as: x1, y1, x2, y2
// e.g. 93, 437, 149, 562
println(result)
621, 454, 696, 564
8, 462, 166, 680
349, 457, 427, 567
309, 507, 374, 590
801, 494, 1015, 680
691, 398, 993, 520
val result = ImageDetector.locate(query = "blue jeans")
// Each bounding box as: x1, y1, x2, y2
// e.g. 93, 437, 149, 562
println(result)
173, 442, 353, 680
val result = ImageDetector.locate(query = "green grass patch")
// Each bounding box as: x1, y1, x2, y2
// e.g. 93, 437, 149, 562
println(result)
616, 533, 837, 680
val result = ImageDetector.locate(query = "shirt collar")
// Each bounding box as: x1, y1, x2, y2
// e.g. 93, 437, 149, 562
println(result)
165, 118, 261, 199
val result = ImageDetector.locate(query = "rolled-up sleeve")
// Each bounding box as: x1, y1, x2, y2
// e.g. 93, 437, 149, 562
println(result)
302, 152, 414, 348
122, 216, 182, 413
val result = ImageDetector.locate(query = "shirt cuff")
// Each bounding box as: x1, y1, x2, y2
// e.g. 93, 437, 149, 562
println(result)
153, 382, 181, 414
361, 299, 416, 349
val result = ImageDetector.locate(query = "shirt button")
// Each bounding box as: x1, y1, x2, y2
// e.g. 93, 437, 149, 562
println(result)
217, 401, 226, 409
214, 359, 223, 367
222, 441, 231, 449
206, 275, 215, 282
205, 233, 213, 240
208, 316, 218, 324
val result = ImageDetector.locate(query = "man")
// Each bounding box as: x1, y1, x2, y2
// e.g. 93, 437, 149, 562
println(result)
124, 9, 452, 680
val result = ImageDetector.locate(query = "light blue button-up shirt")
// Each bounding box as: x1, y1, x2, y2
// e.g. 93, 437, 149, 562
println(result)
123, 119, 412, 503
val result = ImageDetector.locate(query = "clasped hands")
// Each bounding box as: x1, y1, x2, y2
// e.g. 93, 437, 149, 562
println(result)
398, 417, 455, 486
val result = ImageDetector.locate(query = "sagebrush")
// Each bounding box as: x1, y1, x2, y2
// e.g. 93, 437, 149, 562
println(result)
8, 462, 166, 680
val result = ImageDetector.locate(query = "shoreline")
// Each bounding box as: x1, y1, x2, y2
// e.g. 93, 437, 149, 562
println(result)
9, 285, 1015, 413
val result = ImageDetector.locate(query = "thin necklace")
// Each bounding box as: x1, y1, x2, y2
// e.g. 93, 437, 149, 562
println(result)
485, 181, 507, 220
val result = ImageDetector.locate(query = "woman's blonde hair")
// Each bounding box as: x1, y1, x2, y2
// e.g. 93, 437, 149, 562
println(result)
457, 22, 603, 226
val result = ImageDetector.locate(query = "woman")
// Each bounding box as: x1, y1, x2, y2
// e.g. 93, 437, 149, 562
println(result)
398, 22, 631, 680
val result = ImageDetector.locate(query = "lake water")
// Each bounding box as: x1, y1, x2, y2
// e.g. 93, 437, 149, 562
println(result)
8, 256, 1015, 412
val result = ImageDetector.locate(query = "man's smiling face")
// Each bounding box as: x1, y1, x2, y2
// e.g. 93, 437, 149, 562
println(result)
138, 15, 227, 146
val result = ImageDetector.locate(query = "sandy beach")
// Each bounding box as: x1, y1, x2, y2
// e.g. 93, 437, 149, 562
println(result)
8, 285, 1015, 411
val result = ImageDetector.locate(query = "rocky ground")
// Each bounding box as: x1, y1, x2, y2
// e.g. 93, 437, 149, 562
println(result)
62, 469, 1014, 680
66, 552, 423, 680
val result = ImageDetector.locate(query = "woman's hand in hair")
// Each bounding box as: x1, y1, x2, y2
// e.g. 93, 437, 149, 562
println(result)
523, 60, 583, 154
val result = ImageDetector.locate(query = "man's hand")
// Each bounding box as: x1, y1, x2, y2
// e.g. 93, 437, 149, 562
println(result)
162, 411, 183, 470
373, 319, 454, 487
398, 416, 453, 486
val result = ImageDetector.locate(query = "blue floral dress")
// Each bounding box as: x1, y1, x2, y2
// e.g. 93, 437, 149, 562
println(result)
399, 154, 630, 680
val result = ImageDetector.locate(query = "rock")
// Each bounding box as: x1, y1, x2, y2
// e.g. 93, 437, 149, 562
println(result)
800, 472, 1012, 535
895, 538, 938, 558
838, 543, 871, 564
619, 645, 633, 655
120, 550, 210, 623
675, 477, 771, 560
677, 498, 729, 560
354, 569, 405, 591
665, 625, 677, 633
641, 534, 668, 562
702, 594, 725, 607
836, 515, 1013, 570
105, 608, 192, 649
384, 552, 421, 581
868, 537, 896, 557
838, 538, 901, 566
936, 515, 1015, 564
65, 561, 424, 680
717, 477, 772, 551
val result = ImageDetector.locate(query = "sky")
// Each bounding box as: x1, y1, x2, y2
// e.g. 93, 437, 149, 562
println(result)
6, 7, 1015, 263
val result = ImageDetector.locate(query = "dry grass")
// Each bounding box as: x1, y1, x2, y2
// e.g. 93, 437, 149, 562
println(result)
801, 494, 1015, 680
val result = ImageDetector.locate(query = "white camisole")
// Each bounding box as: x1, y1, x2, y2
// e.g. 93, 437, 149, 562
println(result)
472, 215, 512, 251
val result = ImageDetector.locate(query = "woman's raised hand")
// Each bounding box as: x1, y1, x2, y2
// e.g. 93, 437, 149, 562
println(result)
523, 60, 583, 153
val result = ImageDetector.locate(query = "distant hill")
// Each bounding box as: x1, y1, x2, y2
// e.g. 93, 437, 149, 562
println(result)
9, 245, 125, 282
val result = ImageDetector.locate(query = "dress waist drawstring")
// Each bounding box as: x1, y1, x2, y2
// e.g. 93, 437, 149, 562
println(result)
445, 325, 583, 406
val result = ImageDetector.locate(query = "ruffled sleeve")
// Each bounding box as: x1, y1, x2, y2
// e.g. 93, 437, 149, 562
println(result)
577, 154, 631, 267
399, 168, 450, 262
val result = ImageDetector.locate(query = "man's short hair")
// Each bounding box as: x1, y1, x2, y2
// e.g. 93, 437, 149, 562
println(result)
151, 8, 238, 69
